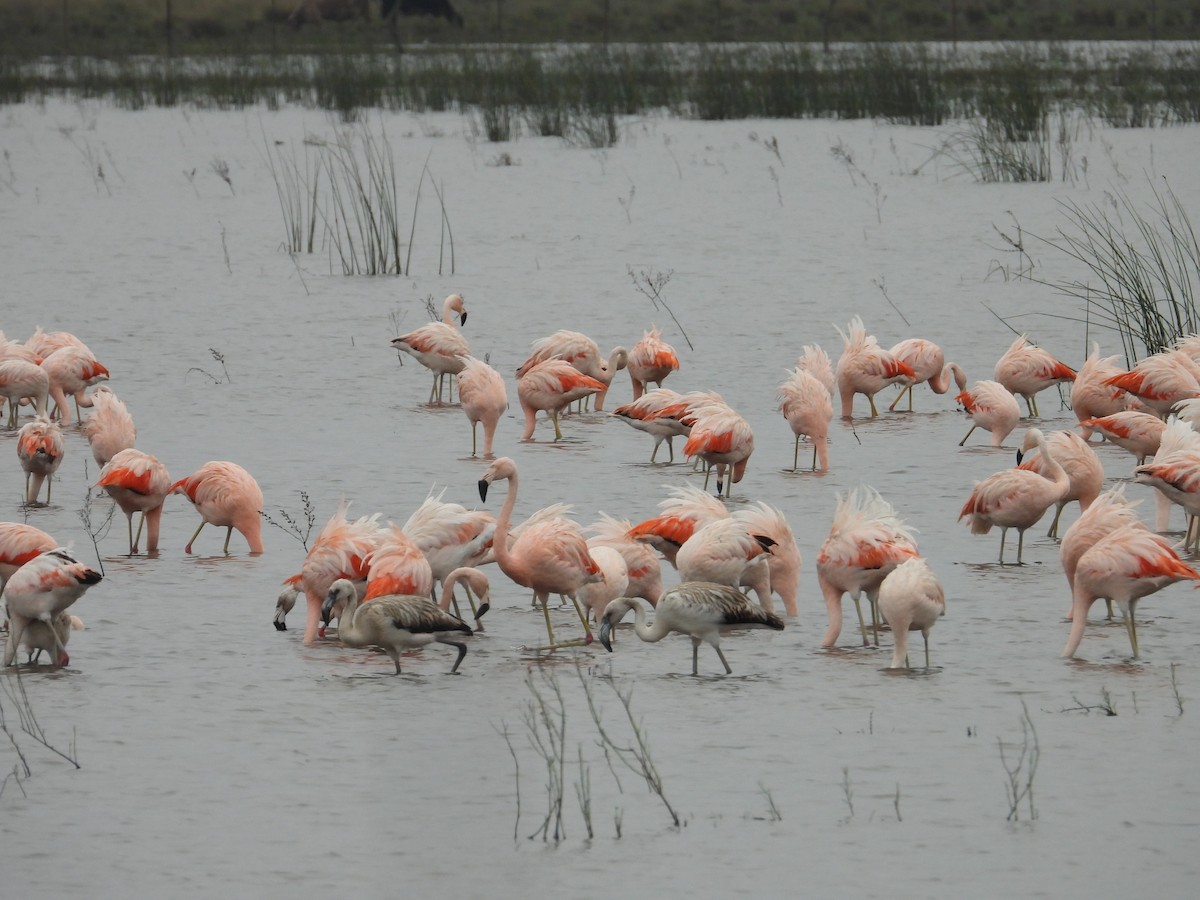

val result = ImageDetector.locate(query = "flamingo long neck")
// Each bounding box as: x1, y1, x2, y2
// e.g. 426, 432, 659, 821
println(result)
930, 362, 960, 395
630, 600, 671, 643
338, 594, 364, 646
441, 298, 458, 327
490, 472, 529, 587
1034, 435, 1070, 494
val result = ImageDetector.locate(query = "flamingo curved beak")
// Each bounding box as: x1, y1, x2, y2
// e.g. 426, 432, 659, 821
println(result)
459, 312, 468, 326
598, 619, 614, 652
478, 479, 489, 502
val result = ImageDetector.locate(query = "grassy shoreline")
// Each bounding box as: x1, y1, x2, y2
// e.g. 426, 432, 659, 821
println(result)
4, 42, 1200, 132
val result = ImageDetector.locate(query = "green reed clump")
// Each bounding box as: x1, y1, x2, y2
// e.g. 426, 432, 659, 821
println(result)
1040, 179, 1200, 361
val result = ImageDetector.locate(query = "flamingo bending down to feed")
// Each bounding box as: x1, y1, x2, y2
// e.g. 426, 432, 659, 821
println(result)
1077, 410, 1165, 465
3, 548, 102, 668
887, 338, 959, 412
455, 356, 507, 458
40, 344, 110, 426
833, 316, 915, 419
1060, 485, 1144, 622
517, 358, 605, 441
16, 416, 63, 505
611, 388, 688, 463
1072, 343, 1137, 435
955, 378, 1020, 447
97, 448, 171, 554
1062, 524, 1200, 660
627, 325, 680, 400
959, 428, 1070, 565
993, 334, 1075, 418
81, 387, 136, 467
171, 460, 264, 554
598, 582, 785, 676
478, 456, 600, 650
1015, 429, 1103, 538
577, 545, 630, 623
515, 329, 627, 411
322, 578, 474, 674
817, 485, 919, 648
586, 512, 664, 606
402, 491, 495, 601
683, 400, 755, 497
777, 361, 833, 472
1133, 416, 1200, 553
285, 501, 384, 644
675, 516, 776, 612
390, 293, 469, 405
1103, 350, 1200, 418
0, 358, 50, 429
877, 557, 946, 670
437, 566, 492, 628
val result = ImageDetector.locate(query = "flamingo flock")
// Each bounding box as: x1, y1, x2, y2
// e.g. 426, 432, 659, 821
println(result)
6, 301, 1200, 677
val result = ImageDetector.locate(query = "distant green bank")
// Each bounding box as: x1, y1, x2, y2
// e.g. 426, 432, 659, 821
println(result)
0, 0, 1194, 57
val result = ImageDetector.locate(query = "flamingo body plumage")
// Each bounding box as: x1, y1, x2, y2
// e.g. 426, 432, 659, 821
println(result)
171, 461, 264, 555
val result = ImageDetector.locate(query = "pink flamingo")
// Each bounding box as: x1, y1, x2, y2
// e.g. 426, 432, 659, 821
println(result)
675, 517, 776, 613
402, 490, 495, 601
170, 461, 264, 555
0, 522, 58, 589
1072, 343, 1138, 437
436, 566, 493, 628
586, 512, 664, 606
96, 448, 171, 554
683, 400, 755, 497
627, 325, 680, 400
577, 545, 630, 623
390, 293, 469, 405
1104, 350, 1200, 417
517, 358, 605, 441
1016, 429, 1104, 538
817, 485, 919, 648
887, 338, 959, 411
1133, 417, 1200, 553
960, 428, 1070, 564
16, 416, 63, 506
877, 558, 946, 670
777, 362, 833, 472
456, 356, 507, 458
1063, 524, 1200, 659
515, 330, 628, 412
0, 332, 42, 365
284, 501, 384, 645
321, 578, 474, 675
627, 483, 728, 567
40, 345, 109, 425
956, 378, 1020, 447
477, 456, 600, 649
735, 502, 802, 618
3, 548, 102, 667
0, 359, 50, 429
833, 316, 915, 419
362, 525, 434, 600
612, 388, 686, 463
1078, 410, 1165, 464
81, 387, 136, 467
993, 335, 1075, 418
598, 582, 784, 676
25, 327, 87, 360
1060, 485, 1144, 621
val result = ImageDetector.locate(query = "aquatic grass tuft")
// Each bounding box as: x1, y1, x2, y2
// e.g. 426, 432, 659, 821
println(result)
999, 700, 1039, 822
1038, 179, 1200, 361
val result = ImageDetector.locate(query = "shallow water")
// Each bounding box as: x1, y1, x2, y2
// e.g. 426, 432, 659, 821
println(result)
2, 99, 1200, 896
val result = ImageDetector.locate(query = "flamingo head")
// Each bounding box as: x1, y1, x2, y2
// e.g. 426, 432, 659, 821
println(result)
321, 579, 357, 629
597, 597, 636, 652
478, 456, 517, 502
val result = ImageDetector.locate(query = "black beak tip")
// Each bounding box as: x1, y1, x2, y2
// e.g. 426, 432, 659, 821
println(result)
273, 621, 287, 632
460, 312, 468, 326
476, 602, 490, 619
478, 480, 489, 502
1015, 450, 1024, 465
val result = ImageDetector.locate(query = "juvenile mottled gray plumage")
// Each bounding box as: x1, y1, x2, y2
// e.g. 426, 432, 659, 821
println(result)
322, 579, 473, 674
599, 581, 784, 676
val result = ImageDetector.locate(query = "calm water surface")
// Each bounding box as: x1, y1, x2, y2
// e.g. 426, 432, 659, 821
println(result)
2, 99, 1199, 896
